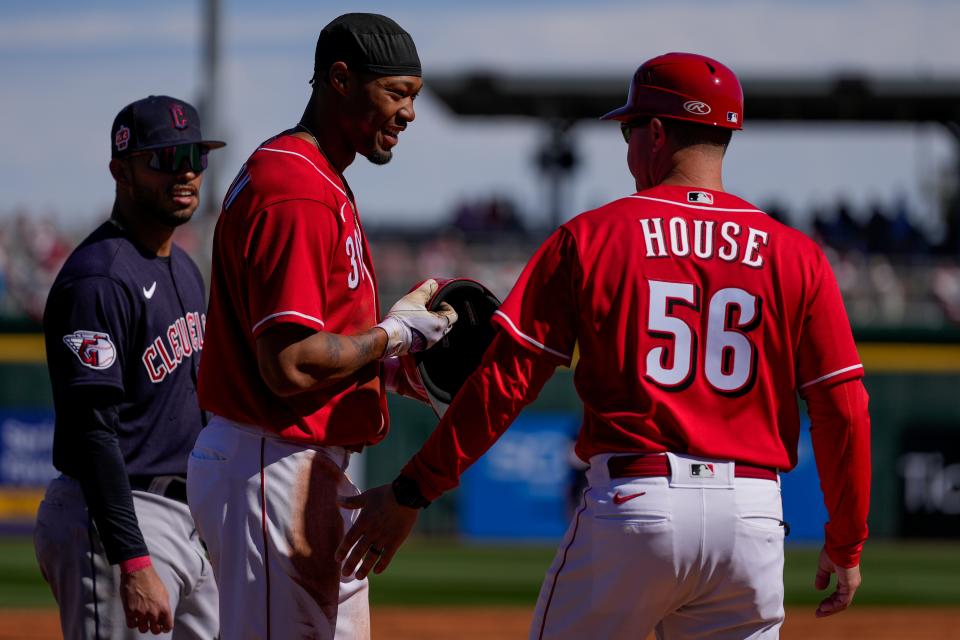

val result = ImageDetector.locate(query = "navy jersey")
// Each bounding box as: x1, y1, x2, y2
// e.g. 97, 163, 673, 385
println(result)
44, 221, 206, 478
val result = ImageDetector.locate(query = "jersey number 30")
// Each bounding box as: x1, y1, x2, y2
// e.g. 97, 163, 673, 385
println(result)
645, 279, 761, 395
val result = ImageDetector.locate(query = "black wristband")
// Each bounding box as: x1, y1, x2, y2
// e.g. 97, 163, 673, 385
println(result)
391, 475, 431, 509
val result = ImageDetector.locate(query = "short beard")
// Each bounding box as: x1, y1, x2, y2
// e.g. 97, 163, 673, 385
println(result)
157, 209, 196, 228
366, 149, 392, 165
134, 193, 196, 229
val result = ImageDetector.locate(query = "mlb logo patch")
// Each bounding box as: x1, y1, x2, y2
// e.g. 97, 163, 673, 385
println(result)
115, 125, 130, 151
63, 330, 117, 370
687, 191, 714, 205
727, 112, 739, 123
690, 463, 716, 478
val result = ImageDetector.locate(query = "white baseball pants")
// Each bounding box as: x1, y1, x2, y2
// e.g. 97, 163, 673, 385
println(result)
530, 453, 785, 640
187, 417, 369, 640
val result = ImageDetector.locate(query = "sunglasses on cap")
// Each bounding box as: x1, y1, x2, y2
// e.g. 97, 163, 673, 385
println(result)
135, 144, 209, 174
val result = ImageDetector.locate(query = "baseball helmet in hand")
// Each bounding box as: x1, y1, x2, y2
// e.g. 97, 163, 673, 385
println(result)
414, 278, 502, 417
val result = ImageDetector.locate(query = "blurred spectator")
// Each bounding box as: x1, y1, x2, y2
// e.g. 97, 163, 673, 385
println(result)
0, 227, 9, 316
451, 194, 524, 236
417, 230, 469, 283
833, 199, 865, 253
933, 261, 960, 324
0, 211, 74, 321
3, 192, 960, 329
763, 200, 792, 228
889, 197, 913, 254
865, 201, 893, 254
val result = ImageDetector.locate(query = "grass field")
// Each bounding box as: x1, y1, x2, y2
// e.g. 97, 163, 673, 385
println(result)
2, 537, 959, 609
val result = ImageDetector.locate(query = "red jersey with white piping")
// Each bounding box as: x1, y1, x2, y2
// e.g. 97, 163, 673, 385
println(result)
199, 133, 386, 446
493, 184, 862, 468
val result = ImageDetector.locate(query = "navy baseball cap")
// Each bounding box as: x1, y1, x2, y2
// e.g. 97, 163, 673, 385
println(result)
312, 13, 421, 83
111, 95, 226, 158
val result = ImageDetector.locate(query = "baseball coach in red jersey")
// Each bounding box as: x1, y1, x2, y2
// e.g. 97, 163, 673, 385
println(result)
337, 52, 872, 640
188, 13, 456, 639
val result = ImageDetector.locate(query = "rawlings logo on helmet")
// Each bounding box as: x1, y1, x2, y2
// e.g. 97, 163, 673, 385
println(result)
63, 330, 117, 370
683, 101, 711, 115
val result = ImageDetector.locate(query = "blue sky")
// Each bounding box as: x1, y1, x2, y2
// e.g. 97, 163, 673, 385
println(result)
2, 0, 958, 233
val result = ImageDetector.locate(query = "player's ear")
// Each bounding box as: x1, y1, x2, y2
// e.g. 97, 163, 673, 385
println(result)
109, 158, 132, 185
649, 118, 668, 153
328, 61, 352, 97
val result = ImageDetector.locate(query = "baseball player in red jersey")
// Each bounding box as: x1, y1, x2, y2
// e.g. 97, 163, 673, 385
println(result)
338, 52, 871, 639
187, 14, 455, 639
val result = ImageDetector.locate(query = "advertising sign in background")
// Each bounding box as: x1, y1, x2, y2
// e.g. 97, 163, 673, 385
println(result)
0, 410, 56, 487
779, 418, 829, 542
461, 412, 581, 540
898, 426, 960, 538
0, 409, 56, 529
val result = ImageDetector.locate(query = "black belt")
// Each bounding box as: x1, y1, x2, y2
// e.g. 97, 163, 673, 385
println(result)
129, 475, 188, 504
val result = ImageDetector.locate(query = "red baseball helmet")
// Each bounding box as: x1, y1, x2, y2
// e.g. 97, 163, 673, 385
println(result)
601, 52, 743, 130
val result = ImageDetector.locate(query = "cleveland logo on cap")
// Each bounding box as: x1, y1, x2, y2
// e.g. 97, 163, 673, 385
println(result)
111, 95, 225, 158
170, 104, 188, 130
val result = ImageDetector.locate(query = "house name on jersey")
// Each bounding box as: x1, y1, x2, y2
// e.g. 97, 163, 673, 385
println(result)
638, 217, 769, 268
141, 312, 206, 383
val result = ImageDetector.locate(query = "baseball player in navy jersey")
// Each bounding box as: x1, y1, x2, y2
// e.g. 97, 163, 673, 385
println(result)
34, 96, 223, 638
338, 53, 872, 639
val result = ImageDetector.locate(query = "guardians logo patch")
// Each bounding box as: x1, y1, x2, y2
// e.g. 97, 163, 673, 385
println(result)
63, 330, 117, 370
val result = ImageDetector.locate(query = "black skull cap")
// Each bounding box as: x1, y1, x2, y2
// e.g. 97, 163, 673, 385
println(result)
313, 13, 421, 82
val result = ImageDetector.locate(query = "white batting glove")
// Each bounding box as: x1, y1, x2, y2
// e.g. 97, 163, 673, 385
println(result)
377, 279, 458, 358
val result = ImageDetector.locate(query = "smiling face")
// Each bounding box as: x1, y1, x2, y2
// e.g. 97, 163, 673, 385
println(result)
345, 73, 422, 165
119, 153, 203, 227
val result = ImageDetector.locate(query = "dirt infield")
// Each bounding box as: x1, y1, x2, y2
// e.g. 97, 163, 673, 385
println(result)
2, 606, 959, 639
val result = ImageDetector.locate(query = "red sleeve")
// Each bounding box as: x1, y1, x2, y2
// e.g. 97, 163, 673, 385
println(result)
245, 200, 340, 337
796, 248, 863, 390
402, 331, 557, 501
803, 377, 871, 568
492, 227, 580, 366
